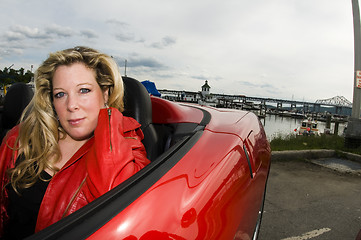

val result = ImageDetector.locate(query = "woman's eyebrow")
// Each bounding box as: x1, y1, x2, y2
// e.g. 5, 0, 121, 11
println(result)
53, 83, 94, 91
52, 87, 64, 91
77, 83, 93, 87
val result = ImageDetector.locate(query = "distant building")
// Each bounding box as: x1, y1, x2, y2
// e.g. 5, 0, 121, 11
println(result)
159, 80, 217, 106
201, 80, 211, 97
200, 80, 216, 104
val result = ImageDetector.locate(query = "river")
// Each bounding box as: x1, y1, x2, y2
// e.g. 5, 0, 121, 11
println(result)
261, 114, 347, 141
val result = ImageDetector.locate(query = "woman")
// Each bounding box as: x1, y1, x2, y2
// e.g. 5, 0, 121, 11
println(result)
0, 46, 150, 239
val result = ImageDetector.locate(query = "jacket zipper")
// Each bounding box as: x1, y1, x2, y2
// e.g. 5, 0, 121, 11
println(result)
107, 108, 112, 152
62, 176, 87, 219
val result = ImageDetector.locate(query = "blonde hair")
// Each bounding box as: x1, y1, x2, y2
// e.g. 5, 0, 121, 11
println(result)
8, 46, 124, 192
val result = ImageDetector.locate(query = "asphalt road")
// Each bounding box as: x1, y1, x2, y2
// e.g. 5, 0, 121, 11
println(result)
258, 159, 361, 240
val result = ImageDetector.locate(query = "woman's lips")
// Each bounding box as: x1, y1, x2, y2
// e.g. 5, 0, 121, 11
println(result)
68, 118, 84, 126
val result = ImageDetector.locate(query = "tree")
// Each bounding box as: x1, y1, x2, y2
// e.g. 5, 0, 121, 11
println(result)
0, 67, 34, 87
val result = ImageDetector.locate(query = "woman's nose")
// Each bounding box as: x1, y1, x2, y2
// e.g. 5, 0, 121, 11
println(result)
66, 94, 79, 111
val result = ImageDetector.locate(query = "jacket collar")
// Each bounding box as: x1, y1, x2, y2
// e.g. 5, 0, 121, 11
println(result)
59, 137, 94, 172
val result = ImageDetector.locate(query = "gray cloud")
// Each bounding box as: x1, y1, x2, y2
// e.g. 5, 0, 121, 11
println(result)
127, 57, 166, 69
191, 75, 208, 80
0, 47, 23, 57
237, 80, 277, 90
112, 54, 167, 70
106, 19, 139, 42
45, 24, 74, 38
150, 36, 176, 49
2, 24, 87, 43
0, 24, 103, 56
80, 29, 99, 39
106, 19, 129, 27
4, 31, 24, 41
4, 25, 50, 41
115, 32, 135, 42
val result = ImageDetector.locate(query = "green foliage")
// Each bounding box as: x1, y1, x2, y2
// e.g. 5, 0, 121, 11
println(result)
270, 134, 361, 155
0, 67, 34, 86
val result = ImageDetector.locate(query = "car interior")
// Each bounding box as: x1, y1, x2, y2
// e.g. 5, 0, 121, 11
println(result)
122, 76, 206, 161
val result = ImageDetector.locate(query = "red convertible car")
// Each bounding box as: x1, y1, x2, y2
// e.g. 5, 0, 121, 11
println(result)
1, 77, 271, 240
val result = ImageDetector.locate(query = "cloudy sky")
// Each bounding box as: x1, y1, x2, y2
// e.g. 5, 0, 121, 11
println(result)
0, 0, 356, 102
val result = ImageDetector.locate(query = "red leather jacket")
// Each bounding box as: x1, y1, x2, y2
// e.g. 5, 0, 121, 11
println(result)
0, 108, 150, 235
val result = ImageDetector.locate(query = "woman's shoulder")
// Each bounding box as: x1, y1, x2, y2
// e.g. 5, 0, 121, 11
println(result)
106, 107, 141, 133
122, 116, 141, 133
2, 126, 20, 146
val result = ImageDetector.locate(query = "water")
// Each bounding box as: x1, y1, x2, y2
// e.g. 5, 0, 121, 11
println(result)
261, 114, 347, 141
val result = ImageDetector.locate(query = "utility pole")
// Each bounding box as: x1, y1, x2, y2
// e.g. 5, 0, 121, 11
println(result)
345, 0, 361, 147
124, 59, 127, 77
351, 0, 361, 118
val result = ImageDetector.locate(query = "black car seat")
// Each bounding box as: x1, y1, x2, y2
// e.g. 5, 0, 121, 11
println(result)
122, 77, 159, 161
0, 82, 34, 142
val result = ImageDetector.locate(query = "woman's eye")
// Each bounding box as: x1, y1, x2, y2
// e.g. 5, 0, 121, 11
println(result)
80, 88, 91, 94
54, 92, 65, 98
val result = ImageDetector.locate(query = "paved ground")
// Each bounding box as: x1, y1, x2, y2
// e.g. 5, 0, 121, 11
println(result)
258, 158, 361, 240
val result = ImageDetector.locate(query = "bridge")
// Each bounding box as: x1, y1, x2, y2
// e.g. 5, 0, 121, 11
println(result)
213, 95, 352, 116
158, 89, 352, 116
315, 96, 352, 108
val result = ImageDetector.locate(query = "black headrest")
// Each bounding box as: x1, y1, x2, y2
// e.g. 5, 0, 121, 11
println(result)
2, 82, 34, 129
122, 77, 152, 129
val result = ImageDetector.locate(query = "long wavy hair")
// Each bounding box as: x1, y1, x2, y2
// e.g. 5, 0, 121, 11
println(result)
8, 46, 124, 193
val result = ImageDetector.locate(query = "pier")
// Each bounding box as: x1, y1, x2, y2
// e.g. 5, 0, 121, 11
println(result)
158, 89, 352, 120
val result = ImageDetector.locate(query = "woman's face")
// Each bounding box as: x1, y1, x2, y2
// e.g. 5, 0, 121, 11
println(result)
52, 62, 108, 141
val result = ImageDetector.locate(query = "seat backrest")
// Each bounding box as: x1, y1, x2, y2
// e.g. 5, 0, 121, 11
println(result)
122, 77, 159, 161
0, 82, 34, 141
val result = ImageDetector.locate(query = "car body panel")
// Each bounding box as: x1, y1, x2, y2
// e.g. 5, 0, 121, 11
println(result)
86, 99, 271, 240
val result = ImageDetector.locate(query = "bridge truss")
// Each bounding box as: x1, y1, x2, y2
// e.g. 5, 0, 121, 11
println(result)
315, 96, 352, 108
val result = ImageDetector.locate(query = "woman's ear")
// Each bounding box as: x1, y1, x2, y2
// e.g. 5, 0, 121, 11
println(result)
103, 88, 109, 106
